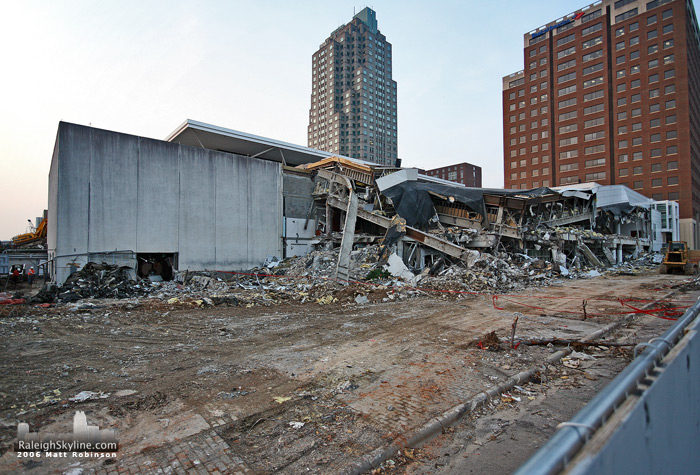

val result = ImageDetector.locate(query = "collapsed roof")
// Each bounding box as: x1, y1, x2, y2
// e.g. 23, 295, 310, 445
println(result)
297, 157, 657, 279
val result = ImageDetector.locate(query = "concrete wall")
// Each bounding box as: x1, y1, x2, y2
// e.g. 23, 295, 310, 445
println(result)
48, 122, 282, 283
679, 218, 698, 249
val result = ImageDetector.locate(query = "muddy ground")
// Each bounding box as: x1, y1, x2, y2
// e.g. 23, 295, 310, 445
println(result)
0, 271, 697, 474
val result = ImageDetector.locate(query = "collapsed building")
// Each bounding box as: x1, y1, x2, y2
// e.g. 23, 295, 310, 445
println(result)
295, 159, 662, 280
46, 120, 661, 284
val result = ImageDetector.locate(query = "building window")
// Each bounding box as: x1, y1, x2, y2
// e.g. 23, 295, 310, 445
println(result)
664, 69, 675, 79
666, 99, 676, 109
557, 46, 576, 59
662, 24, 673, 34
651, 163, 662, 172
558, 71, 577, 83
666, 114, 676, 124
651, 148, 662, 157
631, 79, 641, 88
556, 59, 576, 72
666, 130, 677, 139
663, 39, 674, 49
668, 176, 678, 186
582, 36, 603, 49
668, 192, 679, 200
650, 133, 661, 142
583, 50, 603, 62
665, 84, 676, 94
648, 44, 659, 54
619, 168, 628, 176
617, 83, 627, 92
616, 9, 638, 22
648, 29, 658, 39
667, 161, 678, 170
652, 178, 662, 187
619, 139, 628, 148
556, 33, 576, 46
649, 58, 659, 68
649, 88, 659, 98
619, 154, 629, 162
586, 172, 606, 181
585, 131, 605, 141
617, 54, 626, 64
584, 90, 604, 102
585, 158, 606, 167
619, 125, 628, 134
667, 145, 678, 154
649, 73, 659, 83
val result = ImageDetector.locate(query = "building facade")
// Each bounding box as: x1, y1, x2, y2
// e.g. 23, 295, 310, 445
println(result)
422, 162, 483, 187
48, 122, 283, 284
307, 7, 399, 166
503, 0, 700, 246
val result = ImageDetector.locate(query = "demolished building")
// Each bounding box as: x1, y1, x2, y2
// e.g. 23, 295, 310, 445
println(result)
297, 159, 661, 278
47, 120, 660, 285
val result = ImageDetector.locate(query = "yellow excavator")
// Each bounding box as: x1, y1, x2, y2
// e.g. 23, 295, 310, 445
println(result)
659, 241, 700, 275
12, 218, 47, 247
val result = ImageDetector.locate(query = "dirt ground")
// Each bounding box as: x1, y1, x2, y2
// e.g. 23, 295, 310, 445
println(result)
0, 271, 697, 474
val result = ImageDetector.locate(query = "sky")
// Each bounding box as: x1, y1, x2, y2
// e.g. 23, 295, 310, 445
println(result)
2, 0, 694, 240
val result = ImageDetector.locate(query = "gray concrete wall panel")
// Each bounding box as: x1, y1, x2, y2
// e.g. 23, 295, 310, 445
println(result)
245, 159, 283, 262
87, 128, 138, 253
51, 122, 283, 282
136, 137, 179, 252
214, 153, 248, 269
178, 146, 217, 270
57, 124, 91, 257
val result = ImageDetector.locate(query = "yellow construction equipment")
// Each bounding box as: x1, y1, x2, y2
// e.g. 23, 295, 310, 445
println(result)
12, 219, 47, 247
659, 241, 700, 275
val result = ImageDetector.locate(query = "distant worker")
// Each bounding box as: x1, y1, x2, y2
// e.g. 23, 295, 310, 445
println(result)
27, 267, 35, 286
11, 267, 20, 288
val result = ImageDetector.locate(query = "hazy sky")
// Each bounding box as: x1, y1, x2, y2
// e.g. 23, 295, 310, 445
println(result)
2, 0, 695, 240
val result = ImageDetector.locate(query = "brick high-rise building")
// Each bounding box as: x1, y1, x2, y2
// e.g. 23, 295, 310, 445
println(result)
503, 0, 700, 245
422, 162, 483, 187
307, 7, 399, 166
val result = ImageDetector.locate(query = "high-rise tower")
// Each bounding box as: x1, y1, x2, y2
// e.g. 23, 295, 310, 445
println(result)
502, 0, 700, 245
308, 7, 399, 166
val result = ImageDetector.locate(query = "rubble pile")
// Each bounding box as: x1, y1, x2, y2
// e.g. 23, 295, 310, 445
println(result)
33, 262, 149, 303
418, 253, 552, 294
27, 249, 664, 307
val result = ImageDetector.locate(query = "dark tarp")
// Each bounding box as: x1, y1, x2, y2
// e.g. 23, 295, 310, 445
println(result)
382, 181, 557, 228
